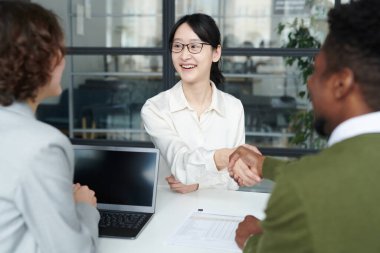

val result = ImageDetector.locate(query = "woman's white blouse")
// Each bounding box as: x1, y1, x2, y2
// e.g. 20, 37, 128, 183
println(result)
141, 81, 245, 190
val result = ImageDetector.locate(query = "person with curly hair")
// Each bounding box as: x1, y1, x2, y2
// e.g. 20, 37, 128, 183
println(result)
230, 0, 380, 252
0, 2, 99, 252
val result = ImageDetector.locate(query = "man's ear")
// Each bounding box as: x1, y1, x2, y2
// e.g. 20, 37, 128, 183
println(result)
332, 67, 355, 99
212, 45, 222, 62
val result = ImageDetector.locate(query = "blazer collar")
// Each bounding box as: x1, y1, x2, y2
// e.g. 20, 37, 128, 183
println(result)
2, 101, 35, 119
169, 81, 226, 117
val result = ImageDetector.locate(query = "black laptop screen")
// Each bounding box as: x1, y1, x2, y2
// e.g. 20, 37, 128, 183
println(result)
73, 148, 157, 207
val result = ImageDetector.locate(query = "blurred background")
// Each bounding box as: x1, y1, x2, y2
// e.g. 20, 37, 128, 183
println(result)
33, 0, 351, 154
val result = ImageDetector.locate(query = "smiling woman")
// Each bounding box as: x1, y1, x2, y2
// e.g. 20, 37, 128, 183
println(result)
141, 13, 258, 194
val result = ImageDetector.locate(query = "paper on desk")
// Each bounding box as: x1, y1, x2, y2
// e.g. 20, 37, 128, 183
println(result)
167, 211, 243, 252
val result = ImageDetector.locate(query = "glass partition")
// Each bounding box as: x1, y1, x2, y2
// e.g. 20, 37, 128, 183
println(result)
38, 55, 163, 141
70, 0, 163, 47
34, 0, 338, 152
222, 56, 319, 148
176, 0, 333, 48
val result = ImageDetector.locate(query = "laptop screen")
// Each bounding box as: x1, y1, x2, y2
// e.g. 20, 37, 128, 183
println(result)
73, 145, 159, 212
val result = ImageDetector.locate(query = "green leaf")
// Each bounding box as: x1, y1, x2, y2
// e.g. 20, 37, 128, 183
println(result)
277, 18, 325, 148
298, 91, 306, 98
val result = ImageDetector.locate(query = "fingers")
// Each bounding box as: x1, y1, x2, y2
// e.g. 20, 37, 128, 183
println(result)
229, 145, 262, 167
229, 145, 258, 169
166, 176, 198, 194
229, 145, 265, 181
72, 183, 81, 192
231, 159, 262, 187
73, 185, 97, 207
235, 215, 256, 249
171, 183, 197, 194
166, 175, 180, 184
228, 150, 241, 169
91, 196, 97, 207
237, 159, 261, 182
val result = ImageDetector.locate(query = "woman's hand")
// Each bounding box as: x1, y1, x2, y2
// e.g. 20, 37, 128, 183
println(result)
73, 183, 97, 207
214, 148, 236, 170
166, 175, 199, 194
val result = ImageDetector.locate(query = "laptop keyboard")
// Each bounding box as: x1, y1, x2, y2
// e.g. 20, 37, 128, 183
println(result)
99, 210, 147, 230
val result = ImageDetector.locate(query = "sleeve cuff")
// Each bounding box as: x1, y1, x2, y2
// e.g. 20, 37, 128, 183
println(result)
76, 203, 100, 239
204, 149, 218, 173
243, 233, 261, 253
198, 169, 239, 190
263, 157, 287, 181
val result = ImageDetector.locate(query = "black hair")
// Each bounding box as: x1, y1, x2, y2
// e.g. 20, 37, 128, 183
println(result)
169, 13, 225, 86
323, 0, 380, 110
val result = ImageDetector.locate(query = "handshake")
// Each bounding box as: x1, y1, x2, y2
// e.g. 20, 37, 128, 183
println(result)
227, 144, 265, 187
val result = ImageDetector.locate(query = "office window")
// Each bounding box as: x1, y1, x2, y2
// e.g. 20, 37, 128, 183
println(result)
69, 0, 162, 47
222, 55, 309, 147
34, 0, 341, 152
176, 0, 333, 48
38, 54, 163, 141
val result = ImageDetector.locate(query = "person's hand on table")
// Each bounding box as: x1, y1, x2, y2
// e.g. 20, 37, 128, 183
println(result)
228, 144, 265, 187
166, 175, 199, 194
235, 215, 263, 249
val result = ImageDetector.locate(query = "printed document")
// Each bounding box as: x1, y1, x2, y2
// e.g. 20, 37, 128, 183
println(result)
167, 211, 243, 252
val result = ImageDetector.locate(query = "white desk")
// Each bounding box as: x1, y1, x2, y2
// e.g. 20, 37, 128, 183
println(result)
98, 186, 270, 253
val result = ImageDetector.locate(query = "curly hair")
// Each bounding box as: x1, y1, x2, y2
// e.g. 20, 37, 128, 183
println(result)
323, 0, 380, 111
0, 1, 65, 106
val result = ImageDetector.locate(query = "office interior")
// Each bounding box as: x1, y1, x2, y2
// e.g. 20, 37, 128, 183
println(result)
32, 0, 350, 162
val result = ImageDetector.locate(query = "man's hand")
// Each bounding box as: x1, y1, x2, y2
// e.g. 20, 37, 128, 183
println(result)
228, 144, 265, 187
166, 175, 199, 194
235, 215, 263, 249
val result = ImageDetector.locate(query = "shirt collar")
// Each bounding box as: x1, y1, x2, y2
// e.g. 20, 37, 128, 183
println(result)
169, 81, 188, 112
169, 81, 226, 117
328, 111, 380, 146
209, 81, 226, 116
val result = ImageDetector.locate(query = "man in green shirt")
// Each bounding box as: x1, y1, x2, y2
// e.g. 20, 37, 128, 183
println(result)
230, 0, 380, 252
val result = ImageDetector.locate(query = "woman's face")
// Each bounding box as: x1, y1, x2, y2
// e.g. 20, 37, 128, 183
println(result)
171, 23, 221, 85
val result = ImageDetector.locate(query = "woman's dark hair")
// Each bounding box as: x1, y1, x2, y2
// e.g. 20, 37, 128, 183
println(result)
323, 0, 380, 110
169, 13, 225, 86
0, 1, 65, 106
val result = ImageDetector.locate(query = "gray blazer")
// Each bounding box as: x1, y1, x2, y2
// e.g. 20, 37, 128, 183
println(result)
0, 102, 99, 253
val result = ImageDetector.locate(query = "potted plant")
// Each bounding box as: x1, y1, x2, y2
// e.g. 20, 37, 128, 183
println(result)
277, 18, 325, 149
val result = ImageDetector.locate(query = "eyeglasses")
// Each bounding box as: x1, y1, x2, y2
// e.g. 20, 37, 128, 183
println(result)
170, 42, 211, 54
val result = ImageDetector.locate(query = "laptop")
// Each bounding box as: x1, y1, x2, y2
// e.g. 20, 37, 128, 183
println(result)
72, 144, 159, 239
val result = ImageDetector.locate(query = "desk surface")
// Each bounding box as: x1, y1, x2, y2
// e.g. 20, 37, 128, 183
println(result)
98, 186, 270, 253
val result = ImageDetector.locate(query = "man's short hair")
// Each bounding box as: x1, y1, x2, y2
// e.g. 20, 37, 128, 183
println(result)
323, 0, 380, 110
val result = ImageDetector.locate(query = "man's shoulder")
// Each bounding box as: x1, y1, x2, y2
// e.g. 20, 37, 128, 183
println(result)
279, 133, 380, 182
